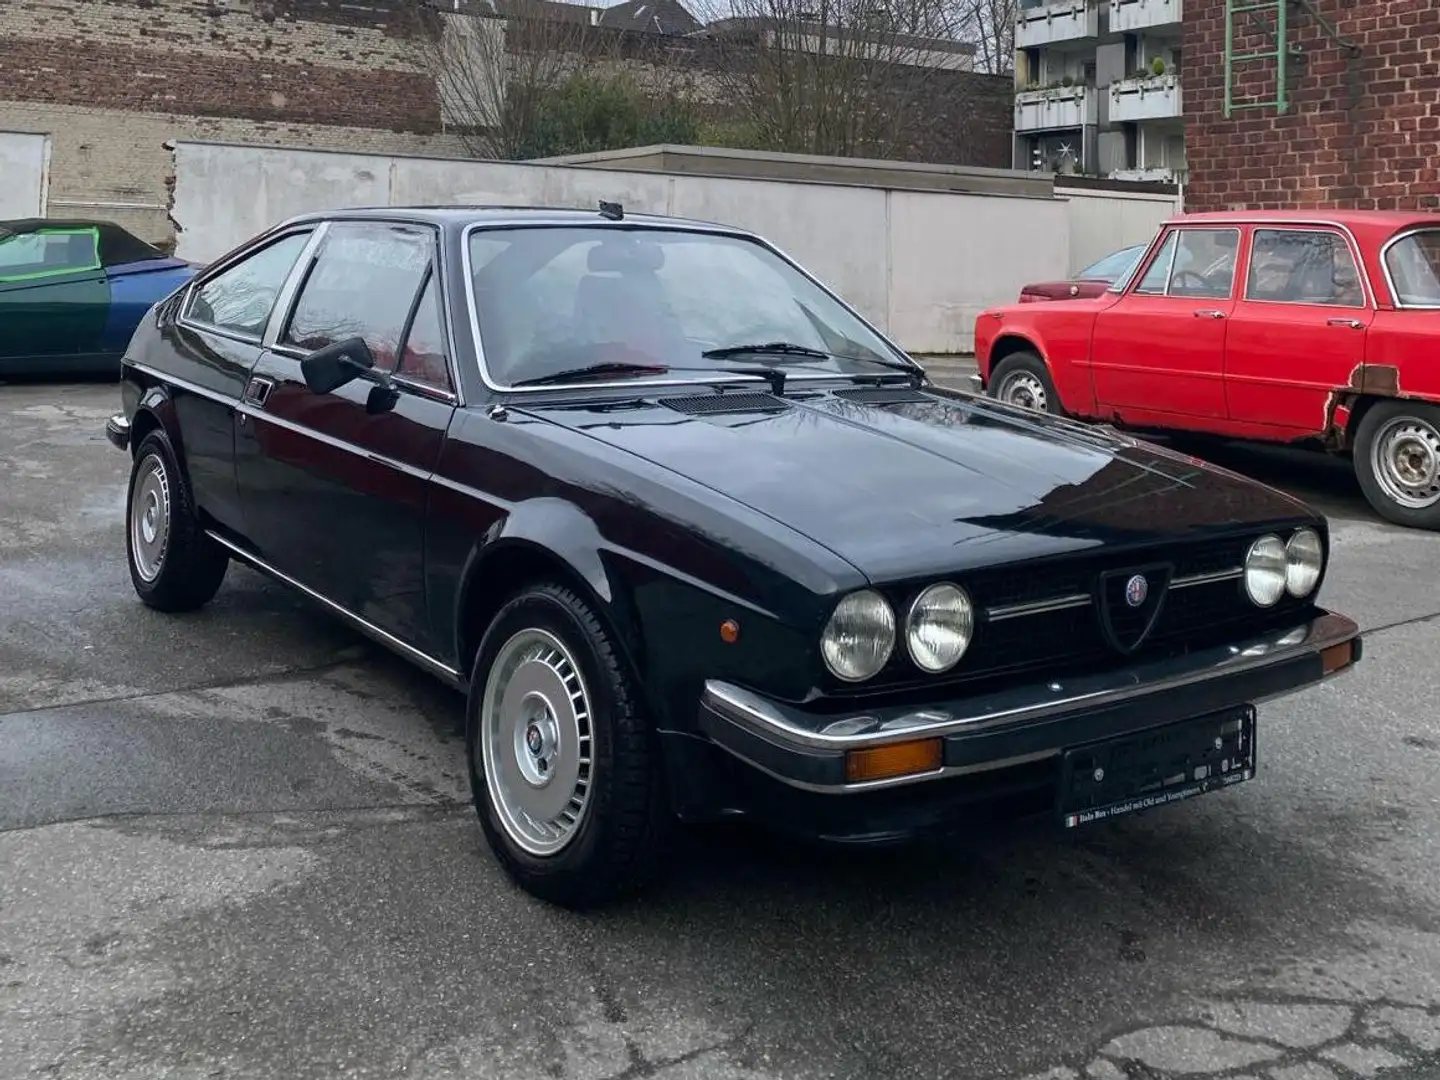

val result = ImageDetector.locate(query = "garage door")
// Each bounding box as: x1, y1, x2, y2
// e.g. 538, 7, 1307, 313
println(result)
0, 133, 50, 219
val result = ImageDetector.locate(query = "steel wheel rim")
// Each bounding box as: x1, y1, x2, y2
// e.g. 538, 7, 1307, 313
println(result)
1372, 416, 1440, 509
479, 627, 594, 857
129, 453, 171, 583
998, 371, 1048, 412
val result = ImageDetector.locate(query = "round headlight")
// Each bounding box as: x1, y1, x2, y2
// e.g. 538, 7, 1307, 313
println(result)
1244, 534, 1287, 607
1285, 527, 1323, 597
821, 590, 896, 682
906, 583, 974, 673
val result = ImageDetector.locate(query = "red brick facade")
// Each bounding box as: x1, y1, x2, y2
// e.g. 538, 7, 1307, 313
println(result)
1, 0, 441, 133
1184, 0, 1440, 212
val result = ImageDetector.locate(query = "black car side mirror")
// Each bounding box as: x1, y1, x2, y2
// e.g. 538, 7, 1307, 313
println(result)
301, 337, 382, 396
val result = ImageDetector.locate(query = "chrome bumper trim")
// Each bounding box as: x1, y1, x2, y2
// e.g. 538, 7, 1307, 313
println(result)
104, 413, 131, 452
702, 611, 1360, 753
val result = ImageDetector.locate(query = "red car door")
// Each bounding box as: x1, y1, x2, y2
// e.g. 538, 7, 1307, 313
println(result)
1223, 225, 1372, 439
1089, 225, 1241, 427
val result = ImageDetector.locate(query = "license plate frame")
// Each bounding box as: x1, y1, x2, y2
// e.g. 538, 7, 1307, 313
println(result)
1058, 706, 1257, 829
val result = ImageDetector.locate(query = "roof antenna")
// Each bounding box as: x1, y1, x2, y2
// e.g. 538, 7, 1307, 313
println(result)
598, 200, 624, 221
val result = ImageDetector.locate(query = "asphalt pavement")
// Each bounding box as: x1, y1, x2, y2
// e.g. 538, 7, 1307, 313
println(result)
3, 373, 1440, 1080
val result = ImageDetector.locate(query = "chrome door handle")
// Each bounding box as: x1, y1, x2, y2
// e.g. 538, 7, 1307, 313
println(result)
1194, 309, 1226, 319
243, 376, 275, 407
1327, 317, 1365, 329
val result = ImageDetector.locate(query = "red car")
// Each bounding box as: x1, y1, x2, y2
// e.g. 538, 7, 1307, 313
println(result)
1017, 243, 1147, 302
973, 209, 1440, 529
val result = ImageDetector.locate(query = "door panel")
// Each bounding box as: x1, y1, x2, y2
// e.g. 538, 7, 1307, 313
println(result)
236, 355, 453, 647
0, 274, 110, 361
1224, 227, 1373, 436
1089, 226, 1240, 427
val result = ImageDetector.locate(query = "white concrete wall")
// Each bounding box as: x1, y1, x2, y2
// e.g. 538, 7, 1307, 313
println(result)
1060, 186, 1177, 276
0, 132, 50, 219
170, 141, 1176, 353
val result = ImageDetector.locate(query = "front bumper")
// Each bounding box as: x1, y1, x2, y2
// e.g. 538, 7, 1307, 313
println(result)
965, 371, 984, 393
698, 611, 1360, 797
105, 412, 131, 452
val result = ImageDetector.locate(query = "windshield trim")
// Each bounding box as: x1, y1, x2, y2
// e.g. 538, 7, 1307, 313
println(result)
1380, 226, 1440, 310
458, 220, 923, 395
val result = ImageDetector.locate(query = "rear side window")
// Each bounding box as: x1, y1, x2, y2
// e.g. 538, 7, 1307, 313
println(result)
281, 221, 434, 370
1384, 229, 1440, 307
0, 227, 101, 283
186, 231, 312, 340
1246, 229, 1364, 306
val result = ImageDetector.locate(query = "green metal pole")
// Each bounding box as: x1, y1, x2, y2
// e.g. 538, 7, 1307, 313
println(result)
1276, 0, 1289, 113
1224, 0, 1234, 117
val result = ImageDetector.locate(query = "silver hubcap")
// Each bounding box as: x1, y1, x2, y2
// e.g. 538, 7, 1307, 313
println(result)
480, 628, 593, 857
1372, 416, 1440, 509
129, 453, 171, 583
998, 371, 1048, 412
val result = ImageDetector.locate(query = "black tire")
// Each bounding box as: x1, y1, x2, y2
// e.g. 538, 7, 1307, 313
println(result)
1352, 399, 1440, 530
466, 582, 672, 909
125, 429, 229, 612
989, 350, 1063, 415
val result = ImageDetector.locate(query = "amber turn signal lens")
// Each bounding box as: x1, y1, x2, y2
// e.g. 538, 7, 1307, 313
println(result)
719, 619, 740, 644
1321, 641, 1354, 675
844, 738, 943, 783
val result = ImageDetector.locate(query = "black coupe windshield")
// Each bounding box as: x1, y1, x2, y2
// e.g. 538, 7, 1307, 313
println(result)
467, 225, 912, 388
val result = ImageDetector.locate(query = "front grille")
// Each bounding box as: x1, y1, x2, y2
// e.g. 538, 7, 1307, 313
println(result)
827, 533, 1310, 699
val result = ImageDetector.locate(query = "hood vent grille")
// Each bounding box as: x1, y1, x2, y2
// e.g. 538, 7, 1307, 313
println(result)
658, 392, 791, 415
832, 387, 933, 405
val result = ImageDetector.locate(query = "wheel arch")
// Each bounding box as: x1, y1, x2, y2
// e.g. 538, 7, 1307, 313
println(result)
988, 333, 1048, 372
452, 499, 647, 692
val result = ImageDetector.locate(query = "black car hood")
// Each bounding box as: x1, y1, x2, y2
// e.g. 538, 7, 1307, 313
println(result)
522, 385, 1312, 583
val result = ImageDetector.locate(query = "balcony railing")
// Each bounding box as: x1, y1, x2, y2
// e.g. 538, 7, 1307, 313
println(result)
1109, 0, 1183, 33
1014, 85, 1098, 132
1109, 75, 1182, 123
1014, 0, 1099, 49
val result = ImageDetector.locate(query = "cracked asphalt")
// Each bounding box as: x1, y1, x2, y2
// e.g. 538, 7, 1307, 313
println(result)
3, 374, 1440, 1080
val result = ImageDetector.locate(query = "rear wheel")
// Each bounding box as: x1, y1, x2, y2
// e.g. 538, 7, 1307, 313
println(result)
989, 351, 1062, 415
1354, 400, 1440, 530
126, 429, 229, 611
466, 582, 672, 908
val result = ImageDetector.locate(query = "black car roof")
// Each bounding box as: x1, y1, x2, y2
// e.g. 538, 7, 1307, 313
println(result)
277, 205, 749, 235
0, 218, 167, 267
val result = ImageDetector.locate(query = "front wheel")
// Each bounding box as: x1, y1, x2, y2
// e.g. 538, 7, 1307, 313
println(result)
466, 583, 672, 908
989, 351, 1062, 415
1353, 400, 1440, 530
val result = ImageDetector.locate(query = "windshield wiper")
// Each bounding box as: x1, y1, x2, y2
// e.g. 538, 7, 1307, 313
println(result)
510, 361, 669, 388
701, 341, 831, 360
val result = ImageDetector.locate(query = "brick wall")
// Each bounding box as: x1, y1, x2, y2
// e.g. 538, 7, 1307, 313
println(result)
1184, 0, 1440, 211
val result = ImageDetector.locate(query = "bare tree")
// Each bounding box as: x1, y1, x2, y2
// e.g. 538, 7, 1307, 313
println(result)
701, 0, 980, 160
412, 1, 619, 160
953, 0, 1015, 75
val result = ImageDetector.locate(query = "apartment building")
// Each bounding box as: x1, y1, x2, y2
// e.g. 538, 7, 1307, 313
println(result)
1012, 0, 1186, 182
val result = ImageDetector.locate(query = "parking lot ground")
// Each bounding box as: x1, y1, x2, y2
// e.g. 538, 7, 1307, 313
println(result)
3, 378, 1440, 1080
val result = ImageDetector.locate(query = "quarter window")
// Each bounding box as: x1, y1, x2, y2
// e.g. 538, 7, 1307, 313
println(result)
186, 231, 312, 339
282, 222, 434, 369
1133, 232, 1178, 294
1384, 229, 1440, 307
1246, 229, 1364, 306
395, 272, 453, 392
0, 227, 101, 283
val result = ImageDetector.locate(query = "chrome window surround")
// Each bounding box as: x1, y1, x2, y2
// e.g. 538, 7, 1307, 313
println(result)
1116, 218, 1379, 308
177, 215, 467, 406
1239, 225, 1369, 309
1379, 226, 1440, 311
457, 219, 925, 396
176, 225, 321, 349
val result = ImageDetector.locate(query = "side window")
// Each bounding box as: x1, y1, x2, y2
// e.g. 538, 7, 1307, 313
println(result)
1385, 229, 1440, 306
395, 272, 453, 392
186, 231, 312, 339
282, 222, 433, 369
1133, 232, 1178, 294
1247, 229, 1364, 306
1168, 229, 1239, 299
0, 228, 101, 283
